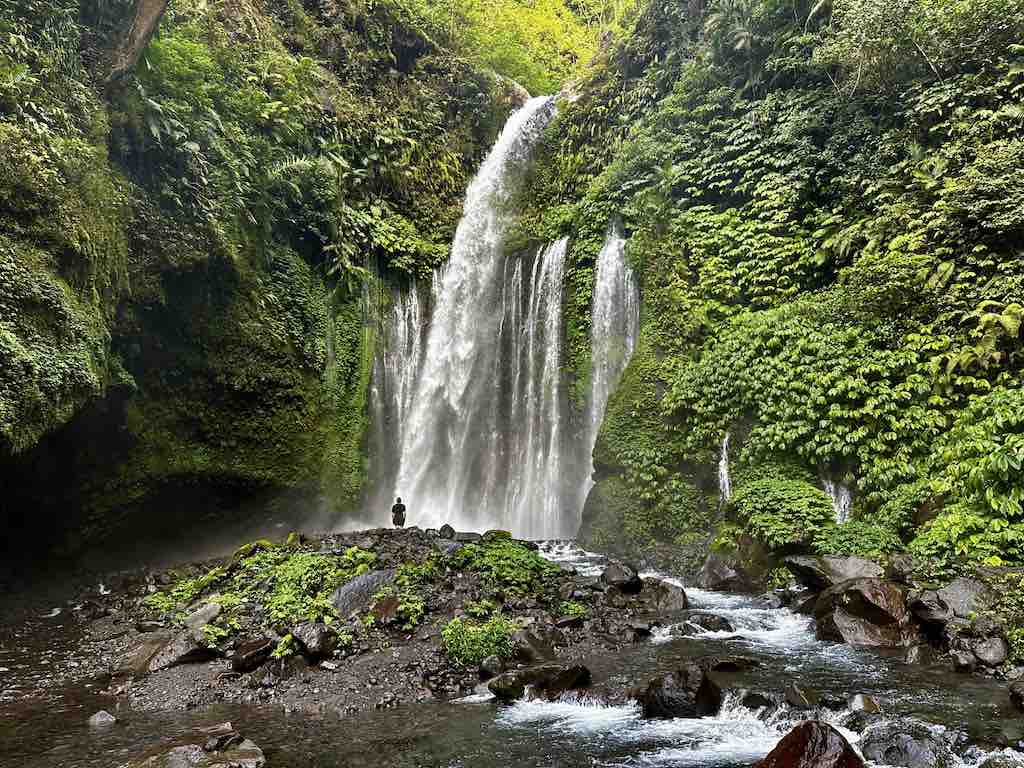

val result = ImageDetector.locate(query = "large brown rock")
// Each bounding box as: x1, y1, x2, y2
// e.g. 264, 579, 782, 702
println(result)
755, 721, 864, 767
813, 578, 917, 647
487, 663, 591, 702
785, 556, 883, 591
601, 562, 643, 594
639, 578, 689, 612
635, 663, 722, 718
696, 553, 756, 593
147, 631, 217, 672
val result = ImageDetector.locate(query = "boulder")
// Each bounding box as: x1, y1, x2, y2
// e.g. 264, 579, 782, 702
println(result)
1011, 681, 1024, 711
479, 655, 503, 680
127, 738, 265, 768
88, 710, 117, 727
813, 578, 916, 647
699, 655, 760, 672
696, 553, 755, 593
183, 603, 222, 639
510, 626, 565, 663
120, 632, 175, 676
634, 663, 722, 718
482, 530, 512, 542
975, 637, 1010, 668
487, 663, 591, 702
331, 569, 394, 618
231, 637, 275, 673
859, 718, 956, 768
754, 721, 864, 768
937, 577, 994, 619
794, 593, 820, 615
953, 650, 978, 673
784, 683, 820, 709
639, 578, 689, 612
784, 556, 883, 591
601, 563, 643, 594
555, 614, 584, 629
291, 622, 337, 660
439, 524, 456, 540
148, 630, 216, 672
674, 613, 734, 636
454, 531, 483, 543
908, 590, 952, 624
904, 643, 936, 665
885, 554, 917, 585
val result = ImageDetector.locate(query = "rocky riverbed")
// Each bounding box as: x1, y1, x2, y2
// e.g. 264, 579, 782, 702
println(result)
4, 532, 1024, 767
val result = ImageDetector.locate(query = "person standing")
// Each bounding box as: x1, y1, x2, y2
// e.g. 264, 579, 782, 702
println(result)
391, 496, 406, 528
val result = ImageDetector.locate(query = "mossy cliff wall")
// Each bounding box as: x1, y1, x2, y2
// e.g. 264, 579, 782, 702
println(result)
516, 0, 1024, 576
0, 0, 519, 554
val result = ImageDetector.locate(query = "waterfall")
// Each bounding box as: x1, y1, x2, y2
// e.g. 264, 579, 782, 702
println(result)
822, 477, 853, 524
386, 96, 571, 538
367, 283, 426, 505
579, 225, 640, 516
718, 431, 732, 505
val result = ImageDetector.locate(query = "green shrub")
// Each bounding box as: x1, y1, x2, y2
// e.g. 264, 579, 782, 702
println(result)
450, 539, 560, 598
441, 616, 516, 667
731, 479, 835, 551
813, 520, 901, 560
464, 598, 499, 618
558, 600, 588, 618
370, 585, 427, 630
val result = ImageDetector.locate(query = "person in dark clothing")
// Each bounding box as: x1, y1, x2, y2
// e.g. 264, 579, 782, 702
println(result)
391, 497, 406, 528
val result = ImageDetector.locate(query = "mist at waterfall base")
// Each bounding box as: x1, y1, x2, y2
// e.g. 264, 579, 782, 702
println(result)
367, 99, 640, 539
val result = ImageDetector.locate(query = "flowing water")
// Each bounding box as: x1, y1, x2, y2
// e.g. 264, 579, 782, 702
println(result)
579, 225, 641, 520
3, 540, 1022, 768
718, 432, 732, 507
822, 477, 854, 524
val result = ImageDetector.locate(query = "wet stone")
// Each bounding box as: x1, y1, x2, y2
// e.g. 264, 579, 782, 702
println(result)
755, 721, 864, 768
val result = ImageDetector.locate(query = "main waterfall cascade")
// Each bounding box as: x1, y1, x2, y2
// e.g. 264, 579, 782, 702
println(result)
366, 98, 644, 539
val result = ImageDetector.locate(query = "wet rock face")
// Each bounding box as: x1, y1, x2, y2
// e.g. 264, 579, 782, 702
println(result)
909, 590, 953, 624
813, 578, 917, 648
330, 569, 394, 619
147, 631, 217, 672
754, 721, 864, 768
635, 663, 722, 719
510, 625, 566, 663
784, 556, 883, 592
601, 563, 643, 594
231, 637, 275, 673
696, 553, 755, 593
938, 578, 994, 619
638, 578, 689, 613
487, 663, 591, 702
859, 718, 956, 768
673, 612, 733, 636
291, 622, 337, 660
1009, 681, 1024, 711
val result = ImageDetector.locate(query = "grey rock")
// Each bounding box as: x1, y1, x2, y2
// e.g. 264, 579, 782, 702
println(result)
601, 562, 643, 594
488, 663, 591, 702
635, 663, 722, 718
937, 577, 994, 619
979, 751, 1024, 768
479, 655, 503, 680
674, 613, 733, 636
1010, 681, 1024, 711
885, 554, 917, 585
330, 569, 394, 618
953, 649, 977, 673
511, 626, 565, 663
438, 524, 456, 539
454, 531, 482, 543
784, 556, 883, 591
88, 710, 117, 727
292, 622, 337, 660
859, 718, 956, 768
183, 603, 222, 639
908, 590, 952, 624
639, 578, 689, 612
696, 553, 755, 593
975, 636, 1010, 667
148, 631, 216, 672
813, 578, 916, 647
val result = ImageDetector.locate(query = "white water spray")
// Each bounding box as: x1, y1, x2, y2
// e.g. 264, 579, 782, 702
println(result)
717, 431, 732, 505
579, 225, 640, 518
822, 477, 853, 524
388, 97, 574, 537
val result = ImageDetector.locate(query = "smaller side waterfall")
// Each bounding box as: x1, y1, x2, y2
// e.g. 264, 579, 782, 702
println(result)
580, 225, 640, 516
822, 477, 853, 524
718, 431, 732, 506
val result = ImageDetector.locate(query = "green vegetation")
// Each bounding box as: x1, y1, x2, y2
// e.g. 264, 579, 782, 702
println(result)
450, 538, 561, 598
558, 600, 588, 618
517, 0, 1024, 571
145, 540, 376, 639
441, 616, 516, 666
